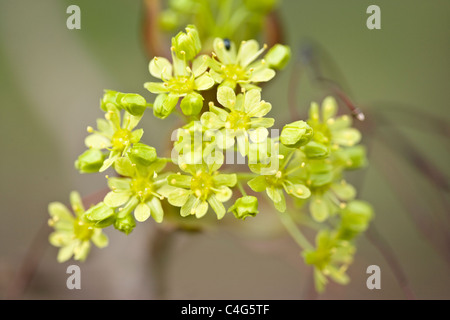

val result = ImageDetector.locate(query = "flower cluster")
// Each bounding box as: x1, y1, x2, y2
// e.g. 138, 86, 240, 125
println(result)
48, 23, 372, 294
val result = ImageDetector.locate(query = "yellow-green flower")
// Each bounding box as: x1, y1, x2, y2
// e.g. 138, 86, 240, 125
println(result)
208, 38, 276, 90
248, 144, 311, 212
161, 157, 237, 219
102, 157, 169, 223
302, 230, 355, 293
200, 86, 274, 156
144, 26, 214, 118
83, 103, 143, 172
172, 120, 218, 166
48, 191, 108, 263
307, 96, 362, 151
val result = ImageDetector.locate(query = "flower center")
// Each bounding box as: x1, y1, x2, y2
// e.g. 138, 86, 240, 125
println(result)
73, 219, 94, 241
309, 122, 332, 145
190, 171, 214, 200
265, 170, 285, 187
131, 177, 154, 202
167, 76, 195, 95
111, 128, 132, 152
226, 111, 250, 130
223, 64, 248, 82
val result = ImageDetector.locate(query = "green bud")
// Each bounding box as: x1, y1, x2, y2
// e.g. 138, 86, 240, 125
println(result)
228, 196, 259, 220
114, 214, 136, 235
302, 141, 330, 159
338, 200, 373, 240
85, 202, 115, 223
280, 120, 313, 148
128, 143, 157, 166
75, 149, 106, 173
118, 93, 148, 116
265, 44, 291, 70
180, 92, 204, 116
100, 90, 120, 111
153, 93, 178, 119
172, 25, 201, 61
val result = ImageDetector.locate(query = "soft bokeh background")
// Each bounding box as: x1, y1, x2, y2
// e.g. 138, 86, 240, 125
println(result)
0, 0, 449, 299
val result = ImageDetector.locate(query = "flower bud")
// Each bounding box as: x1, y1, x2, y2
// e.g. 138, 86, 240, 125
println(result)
118, 93, 147, 116
172, 25, 201, 61
84, 202, 115, 223
229, 196, 259, 220
180, 92, 204, 116
114, 214, 136, 235
302, 141, 330, 159
128, 143, 157, 166
100, 90, 120, 111
75, 149, 105, 173
338, 200, 373, 240
265, 44, 291, 70
280, 120, 313, 148
153, 93, 178, 119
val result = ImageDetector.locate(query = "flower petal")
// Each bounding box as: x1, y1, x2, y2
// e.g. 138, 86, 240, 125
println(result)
213, 173, 237, 187
181, 194, 197, 217
209, 104, 229, 121
194, 73, 215, 91
310, 197, 329, 222
74, 241, 91, 261
192, 55, 209, 77
149, 57, 173, 79
321, 96, 337, 122
85, 134, 111, 149
207, 194, 226, 219
248, 127, 269, 143
266, 186, 282, 203
236, 131, 249, 157
217, 86, 236, 110
148, 197, 164, 223
57, 242, 76, 263
214, 186, 233, 202
201, 111, 226, 129
134, 203, 151, 222
144, 82, 169, 94
99, 153, 119, 172
48, 202, 73, 221
247, 101, 272, 118
285, 183, 311, 199
113, 157, 135, 177
104, 191, 131, 208
333, 128, 361, 147
243, 89, 261, 114
237, 40, 261, 68
247, 175, 268, 192
248, 68, 275, 83
107, 177, 131, 192
91, 230, 109, 248
332, 181, 356, 201
194, 200, 209, 218
213, 38, 236, 65
49, 231, 72, 247
167, 187, 191, 207
168, 174, 192, 188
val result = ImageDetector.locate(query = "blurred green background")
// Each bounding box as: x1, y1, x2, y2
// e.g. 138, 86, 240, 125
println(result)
0, 0, 449, 299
